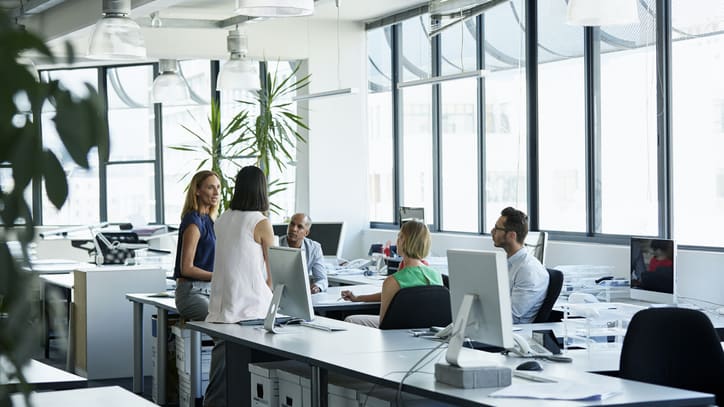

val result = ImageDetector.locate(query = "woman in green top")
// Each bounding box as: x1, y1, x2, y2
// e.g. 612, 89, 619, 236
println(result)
342, 220, 443, 328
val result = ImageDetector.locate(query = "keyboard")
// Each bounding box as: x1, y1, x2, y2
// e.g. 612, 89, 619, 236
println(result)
238, 316, 293, 326
300, 320, 347, 332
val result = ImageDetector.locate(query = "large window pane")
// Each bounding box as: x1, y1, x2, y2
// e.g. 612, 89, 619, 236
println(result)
107, 66, 155, 161
400, 85, 433, 219
483, 0, 528, 229
368, 27, 394, 223
440, 79, 478, 232
538, 0, 586, 232
163, 60, 212, 223
401, 15, 431, 82
672, 0, 724, 247
106, 163, 156, 223
599, 1, 658, 235
41, 68, 100, 225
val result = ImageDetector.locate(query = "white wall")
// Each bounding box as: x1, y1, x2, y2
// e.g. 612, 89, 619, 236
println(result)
360, 229, 724, 307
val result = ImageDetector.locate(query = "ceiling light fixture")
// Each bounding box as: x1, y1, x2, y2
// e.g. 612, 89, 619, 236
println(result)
292, 0, 356, 102
87, 0, 146, 60
397, 69, 487, 89
235, 0, 313, 17
216, 29, 260, 92
566, 0, 639, 26
151, 59, 190, 105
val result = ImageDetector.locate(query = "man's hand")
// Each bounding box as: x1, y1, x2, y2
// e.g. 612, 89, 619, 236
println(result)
310, 284, 321, 294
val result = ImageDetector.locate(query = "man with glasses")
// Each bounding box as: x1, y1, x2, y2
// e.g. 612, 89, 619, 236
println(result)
491, 207, 549, 324
279, 213, 328, 293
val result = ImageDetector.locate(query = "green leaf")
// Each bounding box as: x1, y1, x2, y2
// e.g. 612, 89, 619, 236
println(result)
42, 150, 69, 209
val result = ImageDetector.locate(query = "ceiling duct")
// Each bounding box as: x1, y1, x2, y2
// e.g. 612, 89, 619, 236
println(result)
428, 0, 509, 38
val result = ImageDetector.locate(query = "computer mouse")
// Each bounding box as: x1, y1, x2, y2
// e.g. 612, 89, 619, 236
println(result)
516, 360, 543, 371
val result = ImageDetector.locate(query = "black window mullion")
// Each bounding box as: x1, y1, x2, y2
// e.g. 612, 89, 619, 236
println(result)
525, 0, 539, 231
477, 14, 486, 234
432, 32, 442, 232
392, 23, 403, 225
98, 66, 108, 223
584, 27, 602, 235
656, 0, 673, 238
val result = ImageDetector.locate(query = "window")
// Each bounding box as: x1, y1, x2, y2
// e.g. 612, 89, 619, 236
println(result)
672, 0, 724, 247
537, 0, 586, 232
367, 26, 394, 223
106, 65, 158, 224
483, 0, 528, 229
40, 69, 100, 225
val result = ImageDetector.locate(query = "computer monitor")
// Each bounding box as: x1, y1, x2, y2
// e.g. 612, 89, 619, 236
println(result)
444, 249, 514, 367
630, 237, 676, 304
273, 221, 345, 259
399, 206, 425, 224
264, 246, 315, 332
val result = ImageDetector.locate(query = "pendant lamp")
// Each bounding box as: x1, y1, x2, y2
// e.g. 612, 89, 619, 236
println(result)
151, 59, 190, 104
88, 0, 146, 60
217, 29, 260, 92
235, 0, 314, 17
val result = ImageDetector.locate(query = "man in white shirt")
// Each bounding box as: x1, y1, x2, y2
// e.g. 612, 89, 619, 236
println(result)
278, 213, 328, 293
491, 207, 549, 324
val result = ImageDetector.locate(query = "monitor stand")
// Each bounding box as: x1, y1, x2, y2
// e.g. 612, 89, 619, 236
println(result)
264, 283, 286, 333
434, 294, 512, 389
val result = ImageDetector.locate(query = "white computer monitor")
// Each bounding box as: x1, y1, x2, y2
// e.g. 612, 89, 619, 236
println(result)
630, 237, 676, 304
264, 247, 315, 332
272, 221, 345, 259
445, 249, 514, 367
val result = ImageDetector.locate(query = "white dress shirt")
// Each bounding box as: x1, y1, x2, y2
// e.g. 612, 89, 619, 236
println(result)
507, 247, 549, 324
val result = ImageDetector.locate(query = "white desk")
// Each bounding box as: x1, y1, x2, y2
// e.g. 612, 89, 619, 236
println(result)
126, 284, 382, 405
328, 272, 386, 286
186, 320, 715, 407
0, 357, 86, 392
9, 385, 157, 407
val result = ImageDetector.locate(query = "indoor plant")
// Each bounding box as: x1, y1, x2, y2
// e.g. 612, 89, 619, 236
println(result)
0, 12, 109, 405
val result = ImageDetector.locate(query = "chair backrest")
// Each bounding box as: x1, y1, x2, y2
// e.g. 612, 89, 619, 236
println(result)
619, 307, 724, 405
379, 285, 452, 330
524, 231, 547, 266
533, 268, 564, 323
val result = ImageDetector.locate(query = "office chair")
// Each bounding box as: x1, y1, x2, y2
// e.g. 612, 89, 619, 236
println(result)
524, 231, 547, 266
379, 285, 452, 330
533, 268, 564, 323
619, 307, 724, 405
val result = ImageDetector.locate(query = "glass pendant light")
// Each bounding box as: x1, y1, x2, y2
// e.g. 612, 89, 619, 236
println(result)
235, 0, 314, 17
216, 29, 260, 92
88, 0, 146, 60
151, 59, 189, 104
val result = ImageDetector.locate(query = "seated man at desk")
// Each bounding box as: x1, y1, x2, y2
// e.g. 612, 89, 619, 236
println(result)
491, 207, 549, 324
278, 213, 328, 293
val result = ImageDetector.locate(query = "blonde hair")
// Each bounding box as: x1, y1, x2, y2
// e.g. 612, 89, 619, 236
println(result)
181, 170, 220, 221
398, 220, 431, 260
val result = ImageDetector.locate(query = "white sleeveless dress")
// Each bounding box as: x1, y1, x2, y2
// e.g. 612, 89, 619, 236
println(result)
206, 210, 272, 323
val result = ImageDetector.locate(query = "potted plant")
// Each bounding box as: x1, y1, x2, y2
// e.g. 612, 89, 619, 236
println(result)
172, 62, 310, 214
0, 11, 109, 405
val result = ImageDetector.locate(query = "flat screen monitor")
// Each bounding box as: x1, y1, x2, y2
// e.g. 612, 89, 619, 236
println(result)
266, 247, 315, 327
273, 221, 345, 259
445, 249, 514, 367
399, 207, 425, 224
630, 237, 676, 304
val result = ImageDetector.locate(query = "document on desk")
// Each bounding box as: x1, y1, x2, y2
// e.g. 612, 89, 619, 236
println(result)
490, 382, 618, 401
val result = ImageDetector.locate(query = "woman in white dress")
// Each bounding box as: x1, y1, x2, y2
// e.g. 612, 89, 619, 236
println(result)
203, 165, 275, 407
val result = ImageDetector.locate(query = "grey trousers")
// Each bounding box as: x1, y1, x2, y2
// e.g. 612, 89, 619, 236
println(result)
344, 314, 380, 328
174, 280, 210, 321
203, 339, 226, 407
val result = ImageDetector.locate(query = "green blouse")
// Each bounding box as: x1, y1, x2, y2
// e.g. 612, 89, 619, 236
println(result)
392, 264, 443, 288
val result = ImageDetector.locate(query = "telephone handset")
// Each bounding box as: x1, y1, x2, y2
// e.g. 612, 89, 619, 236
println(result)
511, 332, 552, 357
342, 258, 372, 269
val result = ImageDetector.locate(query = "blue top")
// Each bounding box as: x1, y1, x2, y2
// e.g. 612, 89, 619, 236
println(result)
173, 211, 215, 280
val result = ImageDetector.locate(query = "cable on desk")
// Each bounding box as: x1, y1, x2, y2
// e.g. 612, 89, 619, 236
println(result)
394, 340, 448, 406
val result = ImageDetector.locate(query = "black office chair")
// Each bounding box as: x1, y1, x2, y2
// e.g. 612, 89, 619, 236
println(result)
533, 268, 564, 323
619, 307, 724, 405
379, 285, 452, 330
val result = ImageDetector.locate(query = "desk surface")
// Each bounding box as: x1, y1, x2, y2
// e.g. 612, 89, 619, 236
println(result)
328, 272, 386, 286
9, 385, 156, 407
0, 357, 86, 391
39, 273, 74, 289
187, 320, 715, 406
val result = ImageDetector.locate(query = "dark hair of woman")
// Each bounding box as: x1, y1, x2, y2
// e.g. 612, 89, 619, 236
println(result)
229, 166, 269, 212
